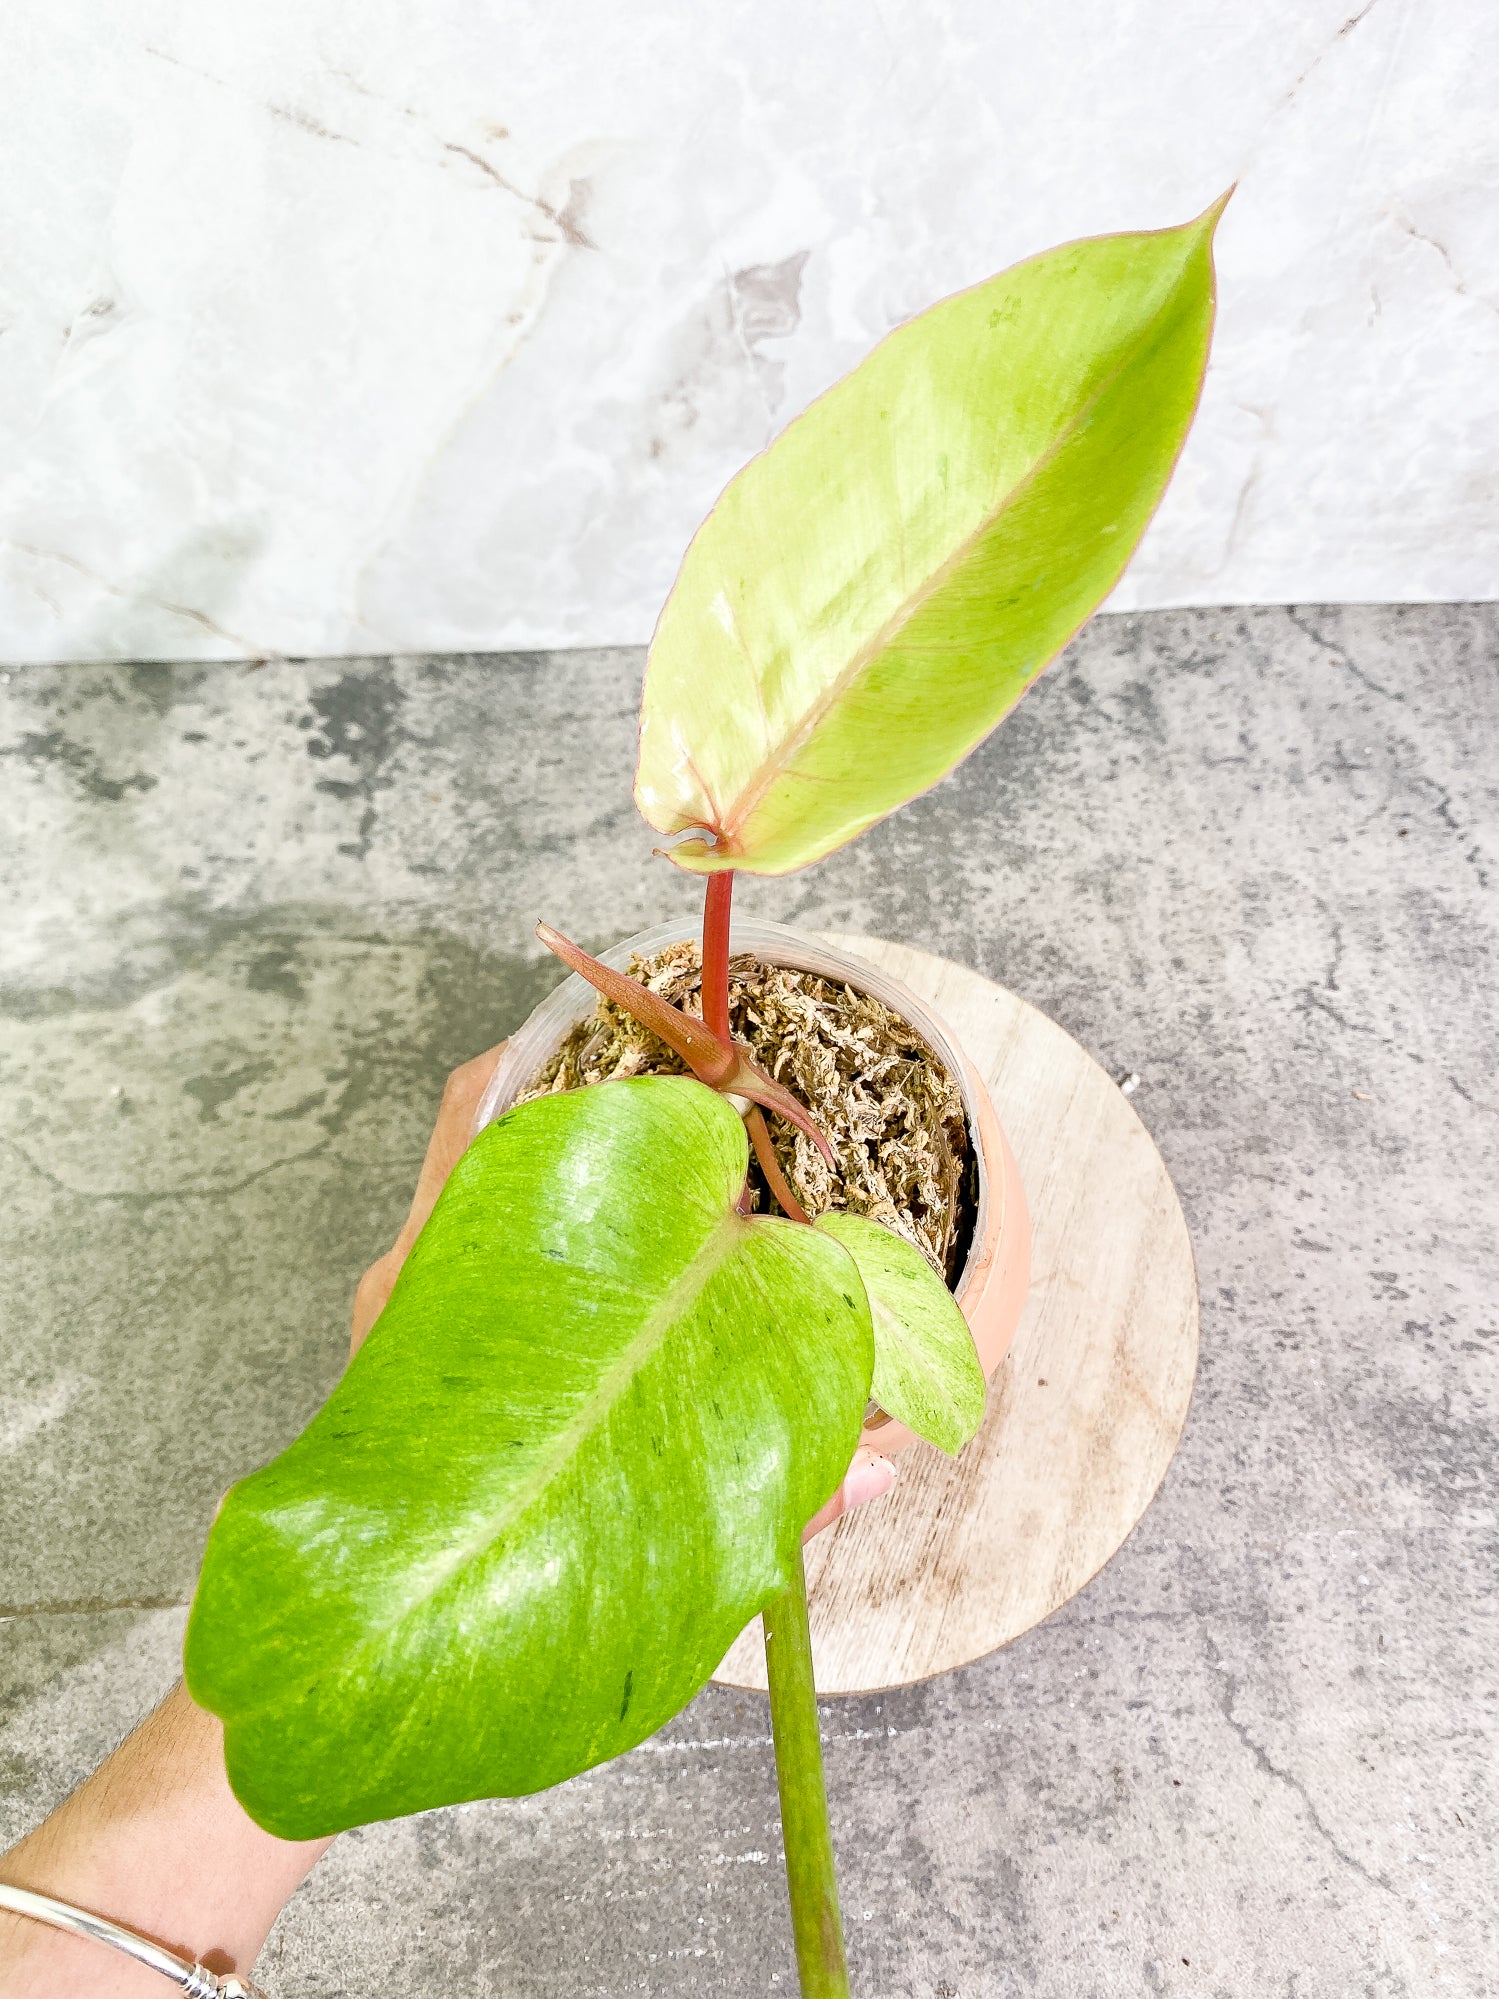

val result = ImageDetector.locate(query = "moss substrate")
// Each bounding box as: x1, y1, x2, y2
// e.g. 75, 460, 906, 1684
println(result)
518, 941, 972, 1283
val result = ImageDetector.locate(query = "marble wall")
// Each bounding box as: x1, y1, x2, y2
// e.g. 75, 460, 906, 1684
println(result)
2, 0, 1494, 664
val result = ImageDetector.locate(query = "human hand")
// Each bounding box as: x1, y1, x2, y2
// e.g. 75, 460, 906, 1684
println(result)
0, 1046, 895, 1994
350, 1046, 897, 1538
350, 1045, 505, 1354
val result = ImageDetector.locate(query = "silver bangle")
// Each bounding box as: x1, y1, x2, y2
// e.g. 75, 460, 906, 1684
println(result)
0, 1882, 268, 1997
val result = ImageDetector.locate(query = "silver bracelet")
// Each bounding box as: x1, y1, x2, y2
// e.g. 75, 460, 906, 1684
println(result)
0, 1882, 267, 1996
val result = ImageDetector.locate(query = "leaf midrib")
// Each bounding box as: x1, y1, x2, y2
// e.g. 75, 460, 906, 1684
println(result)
234, 1210, 747, 1715
869, 1292, 950, 1392
712, 266, 1197, 848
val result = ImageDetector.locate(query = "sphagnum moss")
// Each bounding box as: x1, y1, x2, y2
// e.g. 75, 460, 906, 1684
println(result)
519, 942, 969, 1282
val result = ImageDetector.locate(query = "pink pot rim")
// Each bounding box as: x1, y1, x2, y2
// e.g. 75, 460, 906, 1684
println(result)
858, 1047, 1031, 1456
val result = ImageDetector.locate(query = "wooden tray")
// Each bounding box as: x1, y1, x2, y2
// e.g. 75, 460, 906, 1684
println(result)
712, 935, 1199, 1694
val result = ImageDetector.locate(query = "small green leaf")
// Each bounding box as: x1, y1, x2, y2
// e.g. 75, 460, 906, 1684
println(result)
814, 1212, 986, 1456
636, 200, 1226, 876
185, 1078, 873, 1838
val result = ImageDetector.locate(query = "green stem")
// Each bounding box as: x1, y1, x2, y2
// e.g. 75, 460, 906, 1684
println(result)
763, 1547, 851, 1998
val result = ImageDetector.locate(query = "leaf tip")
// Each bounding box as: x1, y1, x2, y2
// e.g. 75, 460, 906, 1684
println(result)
1199, 185, 1236, 233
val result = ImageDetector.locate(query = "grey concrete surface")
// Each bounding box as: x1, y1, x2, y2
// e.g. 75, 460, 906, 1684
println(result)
1, 604, 1495, 1996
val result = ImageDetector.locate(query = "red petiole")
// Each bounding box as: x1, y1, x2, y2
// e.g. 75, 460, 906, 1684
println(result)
535, 912, 835, 1170
699, 875, 813, 1223
700, 870, 734, 1041
745, 1105, 811, 1225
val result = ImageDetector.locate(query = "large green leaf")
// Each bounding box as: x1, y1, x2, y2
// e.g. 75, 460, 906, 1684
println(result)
184, 1077, 873, 1839
815, 1212, 986, 1455
635, 200, 1226, 876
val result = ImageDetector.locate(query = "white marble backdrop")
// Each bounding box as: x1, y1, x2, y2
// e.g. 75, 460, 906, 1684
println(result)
2, 1, 1494, 664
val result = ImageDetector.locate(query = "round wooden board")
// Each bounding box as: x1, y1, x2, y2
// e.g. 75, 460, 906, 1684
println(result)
712, 935, 1199, 1695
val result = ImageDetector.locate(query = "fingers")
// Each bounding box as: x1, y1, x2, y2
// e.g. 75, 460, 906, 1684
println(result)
395, 1045, 511, 1255
349, 1043, 509, 1355
803, 1447, 897, 1543
349, 1248, 403, 1355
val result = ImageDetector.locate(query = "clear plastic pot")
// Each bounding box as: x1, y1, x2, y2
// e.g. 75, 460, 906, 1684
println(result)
472, 915, 1031, 1455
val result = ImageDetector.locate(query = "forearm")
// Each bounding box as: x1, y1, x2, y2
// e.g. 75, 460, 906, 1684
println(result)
0, 1054, 500, 1996
0, 1683, 328, 1996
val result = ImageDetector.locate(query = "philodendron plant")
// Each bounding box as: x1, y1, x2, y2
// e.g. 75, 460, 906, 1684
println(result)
186, 199, 1225, 1995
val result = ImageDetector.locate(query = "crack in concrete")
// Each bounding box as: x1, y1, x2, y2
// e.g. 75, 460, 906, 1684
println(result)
1204, 1635, 1401, 1903
1286, 607, 1402, 703
1294, 983, 1423, 1063
0, 1592, 188, 1622
1288, 895, 1422, 1059
1323, 907, 1346, 993
1291, 675, 1492, 893
1064, 1605, 1225, 1629
0, 1131, 334, 1208
1448, 1073, 1499, 1117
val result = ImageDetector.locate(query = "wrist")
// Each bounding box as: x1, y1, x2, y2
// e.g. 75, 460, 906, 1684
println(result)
0, 1896, 200, 1999
0, 1685, 329, 1995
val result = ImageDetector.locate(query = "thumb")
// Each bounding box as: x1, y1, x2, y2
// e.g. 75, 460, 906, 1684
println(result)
803, 1448, 897, 1543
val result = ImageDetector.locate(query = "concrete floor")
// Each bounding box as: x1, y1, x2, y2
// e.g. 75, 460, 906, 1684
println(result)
1, 604, 1494, 1996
